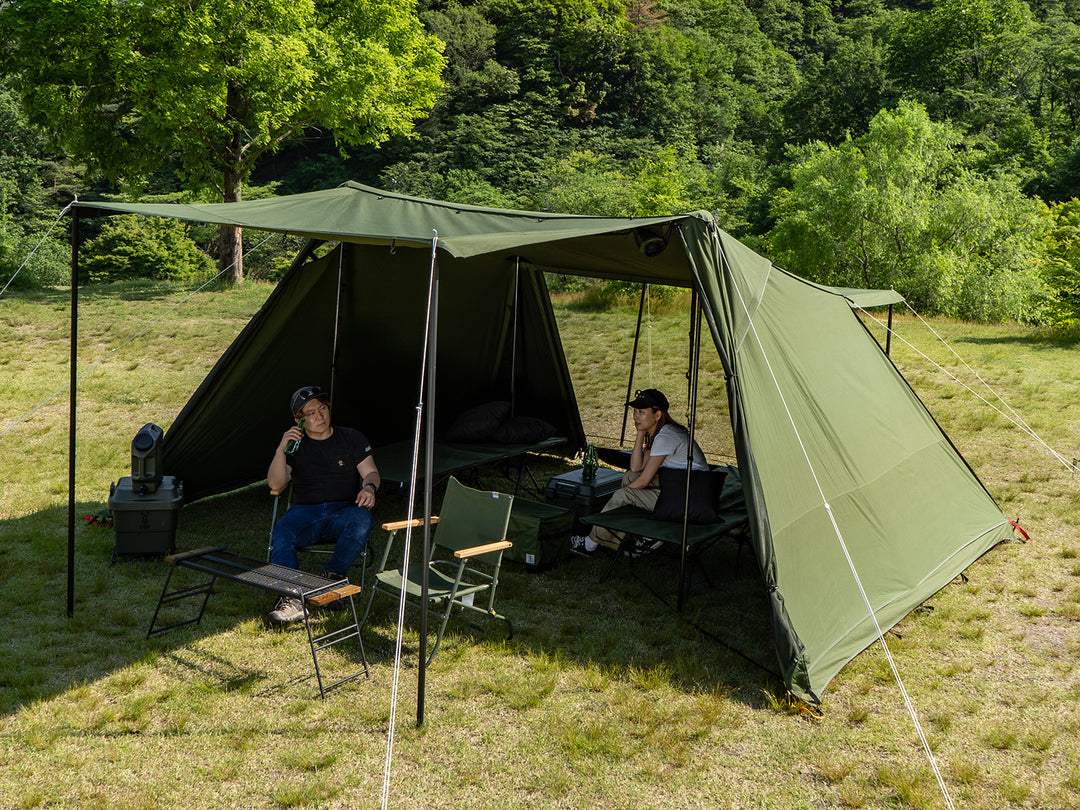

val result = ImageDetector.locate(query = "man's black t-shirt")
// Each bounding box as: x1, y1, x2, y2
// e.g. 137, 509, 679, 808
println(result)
288, 426, 373, 504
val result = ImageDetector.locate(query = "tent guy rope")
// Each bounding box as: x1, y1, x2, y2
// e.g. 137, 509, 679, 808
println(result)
857, 303, 1075, 471
0, 199, 75, 298
715, 229, 960, 810
381, 229, 440, 810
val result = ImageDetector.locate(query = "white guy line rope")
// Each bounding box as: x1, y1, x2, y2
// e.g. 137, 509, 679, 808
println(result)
0, 232, 273, 442
714, 230, 956, 810
858, 305, 1073, 471
0, 200, 76, 299
381, 229, 438, 810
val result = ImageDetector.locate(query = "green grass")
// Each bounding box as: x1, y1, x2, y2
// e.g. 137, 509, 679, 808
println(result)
2, 284, 1080, 808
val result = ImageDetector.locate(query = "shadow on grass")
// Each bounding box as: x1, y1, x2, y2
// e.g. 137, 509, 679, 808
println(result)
9, 278, 228, 306
0, 464, 778, 718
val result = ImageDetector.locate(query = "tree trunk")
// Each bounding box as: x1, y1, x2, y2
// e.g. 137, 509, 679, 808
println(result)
221, 82, 245, 285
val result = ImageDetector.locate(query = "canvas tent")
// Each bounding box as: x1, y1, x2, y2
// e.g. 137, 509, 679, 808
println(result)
71, 182, 1012, 701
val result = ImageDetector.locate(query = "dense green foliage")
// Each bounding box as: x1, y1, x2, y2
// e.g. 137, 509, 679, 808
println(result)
5, 0, 1080, 322
0, 0, 445, 282
81, 216, 216, 285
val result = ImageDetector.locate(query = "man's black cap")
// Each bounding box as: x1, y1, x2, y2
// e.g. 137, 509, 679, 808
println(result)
290, 385, 329, 416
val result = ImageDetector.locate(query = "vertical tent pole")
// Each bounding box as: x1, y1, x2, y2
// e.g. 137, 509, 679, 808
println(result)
67, 207, 80, 618
328, 243, 346, 402
417, 233, 439, 725
510, 258, 520, 415
677, 292, 703, 612
621, 283, 649, 447
886, 304, 893, 357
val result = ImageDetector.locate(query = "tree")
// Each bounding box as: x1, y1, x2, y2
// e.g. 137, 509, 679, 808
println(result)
0, 0, 445, 283
767, 101, 1052, 322
81, 215, 216, 284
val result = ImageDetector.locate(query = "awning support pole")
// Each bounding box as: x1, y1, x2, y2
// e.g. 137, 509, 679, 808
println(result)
67, 207, 80, 618
677, 292, 703, 612
621, 283, 649, 447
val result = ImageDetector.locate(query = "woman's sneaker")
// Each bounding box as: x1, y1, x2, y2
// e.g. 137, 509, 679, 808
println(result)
626, 537, 664, 558
570, 535, 597, 556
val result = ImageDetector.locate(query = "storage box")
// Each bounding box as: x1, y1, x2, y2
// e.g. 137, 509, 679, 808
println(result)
109, 475, 183, 557
505, 497, 574, 570
543, 467, 624, 517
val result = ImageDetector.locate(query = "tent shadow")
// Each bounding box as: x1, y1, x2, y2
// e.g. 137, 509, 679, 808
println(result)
5, 474, 776, 717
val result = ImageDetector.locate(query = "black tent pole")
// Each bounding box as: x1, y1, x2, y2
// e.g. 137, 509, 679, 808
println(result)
678, 293, 703, 612
621, 283, 648, 447
510, 258, 520, 416
67, 206, 80, 618
886, 304, 893, 357
418, 236, 439, 725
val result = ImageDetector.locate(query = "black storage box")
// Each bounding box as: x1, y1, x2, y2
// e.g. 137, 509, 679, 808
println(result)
505, 497, 574, 570
109, 475, 183, 556
543, 467, 624, 517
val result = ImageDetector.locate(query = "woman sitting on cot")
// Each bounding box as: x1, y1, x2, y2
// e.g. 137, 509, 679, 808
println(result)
570, 387, 708, 556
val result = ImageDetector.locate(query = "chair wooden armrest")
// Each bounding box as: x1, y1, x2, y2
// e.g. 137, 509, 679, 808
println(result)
165, 546, 225, 565
382, 516, 441, 532
453, 540, 512, 559
307, 583, 363, 607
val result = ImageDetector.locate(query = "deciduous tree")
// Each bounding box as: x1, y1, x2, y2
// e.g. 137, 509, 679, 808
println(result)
0, 0, 445, 283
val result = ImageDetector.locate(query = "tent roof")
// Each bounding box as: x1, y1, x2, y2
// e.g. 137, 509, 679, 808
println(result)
74, 183, 903, 306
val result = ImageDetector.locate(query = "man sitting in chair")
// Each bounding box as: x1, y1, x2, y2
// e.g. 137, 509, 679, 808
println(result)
266, 385, 381, 625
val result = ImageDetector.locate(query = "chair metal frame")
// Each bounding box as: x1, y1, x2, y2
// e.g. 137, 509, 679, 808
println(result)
268, 485, 368, 582
359, 477, 514, 664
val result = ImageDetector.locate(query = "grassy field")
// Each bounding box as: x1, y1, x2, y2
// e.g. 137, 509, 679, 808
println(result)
1, 281, 1080, 809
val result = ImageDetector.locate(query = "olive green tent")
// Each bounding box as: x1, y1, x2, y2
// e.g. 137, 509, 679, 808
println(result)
72, 182, 1011, 701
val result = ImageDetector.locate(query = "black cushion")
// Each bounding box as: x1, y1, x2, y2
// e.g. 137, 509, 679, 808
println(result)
650, 467, 727, 524
492, 415, 557, 444
444, 401, 512, 442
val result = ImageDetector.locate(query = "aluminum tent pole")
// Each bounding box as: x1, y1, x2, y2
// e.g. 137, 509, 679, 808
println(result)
328, 243, 346, 402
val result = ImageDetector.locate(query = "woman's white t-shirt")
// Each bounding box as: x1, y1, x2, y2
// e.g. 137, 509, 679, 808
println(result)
649, 424, 709, 470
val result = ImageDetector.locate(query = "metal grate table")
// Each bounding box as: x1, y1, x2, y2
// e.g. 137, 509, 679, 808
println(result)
147, 546, 368, 698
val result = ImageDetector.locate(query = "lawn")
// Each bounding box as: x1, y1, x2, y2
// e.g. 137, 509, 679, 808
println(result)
1, 281, 1079, 809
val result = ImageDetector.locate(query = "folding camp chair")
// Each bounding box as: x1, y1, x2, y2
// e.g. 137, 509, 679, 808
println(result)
359, 476, 514, 664
268, 485, 369, 582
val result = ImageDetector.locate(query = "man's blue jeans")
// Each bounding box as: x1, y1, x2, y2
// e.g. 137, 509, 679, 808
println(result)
270, 500, 373, 576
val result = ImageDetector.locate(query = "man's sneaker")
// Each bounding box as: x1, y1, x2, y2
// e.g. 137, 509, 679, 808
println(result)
626, 537, 664, 558
267, 596, 305, 625
570, 535, 596, 556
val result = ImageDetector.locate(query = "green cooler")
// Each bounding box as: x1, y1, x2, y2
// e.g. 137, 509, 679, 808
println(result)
505, 497, 574, 571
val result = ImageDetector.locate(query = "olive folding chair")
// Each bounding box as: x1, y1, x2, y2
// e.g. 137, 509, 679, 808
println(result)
268, 484, 369, 582
359, 476, 514, 664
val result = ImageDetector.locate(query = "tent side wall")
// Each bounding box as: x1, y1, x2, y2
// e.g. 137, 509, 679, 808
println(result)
163, 243, 584, 502
684, 219, 1011, 700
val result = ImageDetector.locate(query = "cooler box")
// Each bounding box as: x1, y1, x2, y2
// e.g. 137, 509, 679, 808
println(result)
109, 475, 183, 556
505, 497, 574, 570
543, 467, 624, 517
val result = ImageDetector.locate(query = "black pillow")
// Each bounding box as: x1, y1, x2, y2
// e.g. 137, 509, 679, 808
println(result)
444, 401, 512, 442
650, 467, 726, 524
492, 415, 557, 444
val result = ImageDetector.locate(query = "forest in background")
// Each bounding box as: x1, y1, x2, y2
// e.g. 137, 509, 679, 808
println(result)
4, 0, 1080, 324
